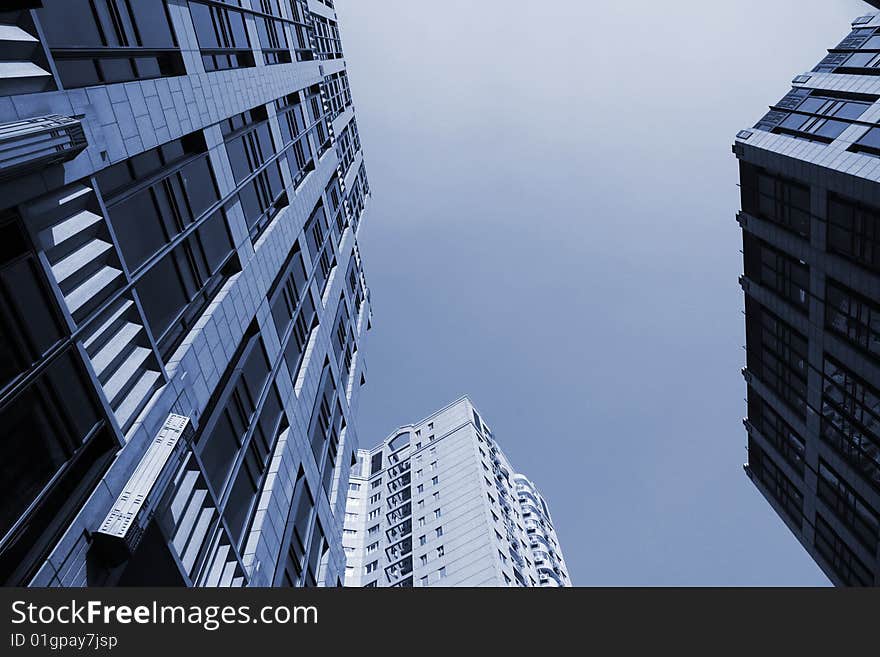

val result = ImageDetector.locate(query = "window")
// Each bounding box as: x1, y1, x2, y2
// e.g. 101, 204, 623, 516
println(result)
275, 92, 316, 188
743, 233, 809, 313
814, 514, 872, 586
312, 14, 342, 59
369, 493, 381, 504
419, 535, 427, 546
253, 0, 293, 65
820, 356, 880, 488
818, 460, 880, 551
437, 545, 444, 557
748, 438, 804, 528
365, 561, 378, 574
189, 1, 255, 71
307, 362, 343, 497
430, 461, 438, 471
438, 566, 446, 579
364, 580, 377, 588
745, 298, 808, 417
222, 106, 287, 242
0, 211, 67, 393
279, 469, 313, 586
303, 202, 336, 298
0, 343, 115, 585
435, 527, 443, 538
826, 279, 880, 360
416, 483, 424, 493
367, 525, 379, 537
432, 476, 439, 485
433, 491, 440, 501
418, 517, 425, 527
417, 500, 424, 509
747, 391, 805, 476
419, 555, 427, 566
97, 133, 238, 360
37, 0, 184, 88
348, 482, 360, 491
420, 576, 428, 587
755, 88, 867, 143
827, 193, 880, 272
371, 478, 382, 489
268, 242, 318, 385
368, 509, 380, 520
739, 162, 811, 238
434, 508, 442, 519
335, 119, 361, 177
416, 471, 423, 480
324, 71, 353, 119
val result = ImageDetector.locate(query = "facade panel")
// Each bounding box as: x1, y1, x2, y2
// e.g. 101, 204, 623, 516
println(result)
0, 0, 372, 587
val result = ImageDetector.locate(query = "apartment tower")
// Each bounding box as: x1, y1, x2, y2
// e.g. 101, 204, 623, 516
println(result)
342, 397, 571, 587
735, 11, 880, 585
0, 0, 372, 587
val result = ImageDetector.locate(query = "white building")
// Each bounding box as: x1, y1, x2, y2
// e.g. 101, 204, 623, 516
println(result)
343, 397, 571, 587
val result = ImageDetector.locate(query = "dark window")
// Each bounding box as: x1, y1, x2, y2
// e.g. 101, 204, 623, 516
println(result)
814, 514, 873, 586
37, 0, 184, 88
826, 279, 880, 360
222, 106, 287, 242
303, 85, 331, 157
757, 89, 868, 143
135, 208, 238, 359
370, 451, 382, 476
254, 0, 292, 65
312, 14, 342, 59
279, 468, 313, 586
820, 356, 880, 489
747, 390, 806, 476
197, 331, 271, 496
817, 460, 880, 552
307, 361, 343, 498
827, 193, 880, 272
0, 211, 67, 394
304, 520, 326, 587
336, 119, 361, 179
743, 233, 809, 313
224, 385, 286, 547
347, 163, 370, 230
745, 298, 808, 417
303, 201, 336, 299
99, 135, 219, 272
286, 0, 315, 61
740, 162, 811, 238
747, 438, 803, 528
189, 1, 255, 71
275, 93, 315, 188
267, 241, 319, 384
0, 348, 115, 585
324, 71, 352, 119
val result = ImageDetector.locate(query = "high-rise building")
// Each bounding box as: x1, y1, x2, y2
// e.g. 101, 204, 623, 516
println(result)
735, 11, 880, 586
0, 0, 372, 587
342, 397, 571, 587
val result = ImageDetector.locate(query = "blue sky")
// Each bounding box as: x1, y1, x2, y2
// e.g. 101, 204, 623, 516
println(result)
336, 0, 871, 585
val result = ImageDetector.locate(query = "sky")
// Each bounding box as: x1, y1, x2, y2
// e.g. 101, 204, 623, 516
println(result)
335, 0, 872, 585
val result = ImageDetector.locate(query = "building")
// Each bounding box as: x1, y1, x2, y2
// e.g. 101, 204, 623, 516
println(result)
734, 11, 880, 585
0, 0, 372, 587
342, 397, 571, 587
